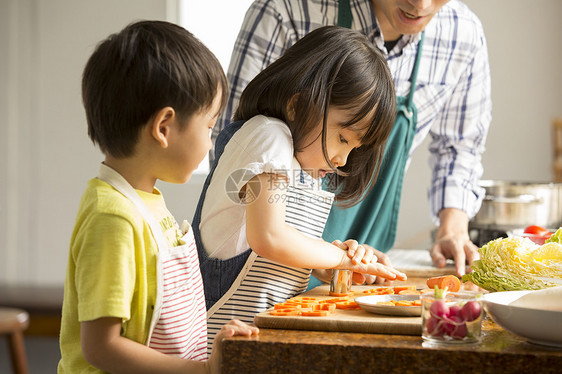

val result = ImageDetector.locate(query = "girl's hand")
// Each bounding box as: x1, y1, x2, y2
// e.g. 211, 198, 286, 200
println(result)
332, 239, 377, 266
333, 240, 407, 282
354, 244, 394, 285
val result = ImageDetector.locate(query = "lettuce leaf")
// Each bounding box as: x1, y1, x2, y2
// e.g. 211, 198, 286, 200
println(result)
545, 227, 562, 244
462, 234, 562, 292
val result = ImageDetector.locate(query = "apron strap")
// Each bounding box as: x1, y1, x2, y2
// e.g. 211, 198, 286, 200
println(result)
407, 31, 425, 108
97, 163, 168, 251
322, 28, 425, 252
338, 0, 352, 28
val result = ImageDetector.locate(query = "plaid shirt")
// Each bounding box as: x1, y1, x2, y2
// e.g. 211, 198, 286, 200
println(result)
215, 0, 492, 223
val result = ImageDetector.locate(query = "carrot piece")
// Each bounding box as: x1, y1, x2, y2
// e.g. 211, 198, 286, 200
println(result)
313, 303, 336, 313
335, 301, 361, 310
289, 297, 319, 302
393, 285, 416, 293
290, 302, 317, 308
375, 288, 395, 295
321, 297, 350, 304
419, 288, 435, 294
376, 301, 395, 306
274, 303, 302, 310
301, 310, 330, 317
426, 275, 461, 292
269, 308, 301, 316
395, 300, 414, 306
398, 290, 420, 295
413, 300, 422, 306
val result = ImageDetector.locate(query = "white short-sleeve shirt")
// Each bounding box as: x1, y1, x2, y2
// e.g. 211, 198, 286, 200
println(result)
200, 115, 304, 259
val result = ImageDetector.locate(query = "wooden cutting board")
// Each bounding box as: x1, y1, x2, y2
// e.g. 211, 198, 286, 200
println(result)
253, 285, 422, 335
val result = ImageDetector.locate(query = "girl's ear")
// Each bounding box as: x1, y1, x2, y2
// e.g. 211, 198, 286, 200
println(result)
286, 93, 300, 122
150, 107, 176, 148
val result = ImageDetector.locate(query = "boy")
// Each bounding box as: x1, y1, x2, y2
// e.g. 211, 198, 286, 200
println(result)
58, 20, 258, 374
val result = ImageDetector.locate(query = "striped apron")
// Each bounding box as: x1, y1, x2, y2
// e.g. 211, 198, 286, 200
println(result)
192, 121, 334, 355
98, 164, 207, 361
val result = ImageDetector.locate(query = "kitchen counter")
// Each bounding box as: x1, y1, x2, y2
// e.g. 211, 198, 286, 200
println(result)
221, 276, 562, 374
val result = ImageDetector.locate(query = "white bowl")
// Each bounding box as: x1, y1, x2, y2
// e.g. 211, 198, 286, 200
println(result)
483, 290, 562, 348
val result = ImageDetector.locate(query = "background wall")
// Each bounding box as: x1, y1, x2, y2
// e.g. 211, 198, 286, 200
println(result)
1, 0, 561, 288
0, 1, 560, 371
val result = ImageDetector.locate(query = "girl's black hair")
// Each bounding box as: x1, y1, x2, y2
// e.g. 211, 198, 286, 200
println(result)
234, 26, 396, 207
83, 20, 228, 158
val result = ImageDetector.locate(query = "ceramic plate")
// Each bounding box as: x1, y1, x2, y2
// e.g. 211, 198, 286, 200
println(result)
483, 290, 562, 348
355, 295, 421, 317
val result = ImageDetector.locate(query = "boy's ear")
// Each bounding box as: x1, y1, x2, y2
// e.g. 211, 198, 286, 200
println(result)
150, 107, 176, 148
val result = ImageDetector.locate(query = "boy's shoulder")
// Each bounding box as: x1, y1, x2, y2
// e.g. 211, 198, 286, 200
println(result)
77, 177, 143, 228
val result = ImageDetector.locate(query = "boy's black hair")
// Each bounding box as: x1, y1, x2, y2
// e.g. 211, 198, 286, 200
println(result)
234, 26, 396, 207
83, 20, 227, 158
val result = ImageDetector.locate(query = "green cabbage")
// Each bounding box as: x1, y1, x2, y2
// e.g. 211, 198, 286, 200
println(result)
462, 231, 562, 292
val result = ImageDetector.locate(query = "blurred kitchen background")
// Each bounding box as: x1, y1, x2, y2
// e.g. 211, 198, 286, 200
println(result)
1, 0, 561, 372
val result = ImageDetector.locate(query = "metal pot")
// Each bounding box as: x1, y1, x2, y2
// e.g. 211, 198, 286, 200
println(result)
470, 180, 562, 230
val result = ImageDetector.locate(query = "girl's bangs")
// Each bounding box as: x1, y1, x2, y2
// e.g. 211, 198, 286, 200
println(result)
338, 89, 383, 147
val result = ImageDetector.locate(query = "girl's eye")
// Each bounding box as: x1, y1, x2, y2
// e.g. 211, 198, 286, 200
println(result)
339, 135, 348, 144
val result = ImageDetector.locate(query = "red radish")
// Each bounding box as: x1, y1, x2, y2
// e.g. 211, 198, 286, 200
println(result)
448, 305, 462, 319
451, 321, 468, 339
426, 315, 444, 336
430, 299, 449, 318
461, 301, 482, 322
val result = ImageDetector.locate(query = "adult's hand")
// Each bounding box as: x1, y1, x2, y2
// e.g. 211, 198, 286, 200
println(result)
430, 208, 479, 277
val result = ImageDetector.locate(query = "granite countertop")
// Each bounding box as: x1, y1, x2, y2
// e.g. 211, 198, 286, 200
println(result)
222, 318, 562, 374
221, 273, 562, 374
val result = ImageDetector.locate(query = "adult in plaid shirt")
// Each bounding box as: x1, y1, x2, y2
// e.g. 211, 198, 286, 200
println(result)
212, 0, 491, 279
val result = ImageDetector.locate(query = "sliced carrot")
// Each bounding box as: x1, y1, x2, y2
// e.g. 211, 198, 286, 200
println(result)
376, 301, 395, 306
376, 289, 395, 295
313, 303, 336, 313
274, 303, 302, 310
398, 290, 420, 295
419, 288, 435, 294
297, 302, 317, 308
289, 297, 319, 302
301, 310, 330, 317
395, 300, 415, 306
321, 297, 350, 304
393, 285, 416, 293
426, 275, 461, 292
335, 301, 361, 310
269, 308, 301, 316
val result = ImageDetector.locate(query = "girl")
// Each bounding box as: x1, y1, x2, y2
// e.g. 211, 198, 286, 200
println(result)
192, 26, 406, 348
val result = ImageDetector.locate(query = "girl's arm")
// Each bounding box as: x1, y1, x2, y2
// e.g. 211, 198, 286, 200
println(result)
245, 173, 406, 281
81, 317, 258, 374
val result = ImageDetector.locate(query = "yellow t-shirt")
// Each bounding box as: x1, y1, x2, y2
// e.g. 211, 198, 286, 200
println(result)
58, 178, 184, 373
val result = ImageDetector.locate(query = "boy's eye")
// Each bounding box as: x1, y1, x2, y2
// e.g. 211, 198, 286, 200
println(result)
339, 135, 348, 144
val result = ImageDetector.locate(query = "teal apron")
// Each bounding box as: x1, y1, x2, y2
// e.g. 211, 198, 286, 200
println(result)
322, 1, 424, 253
